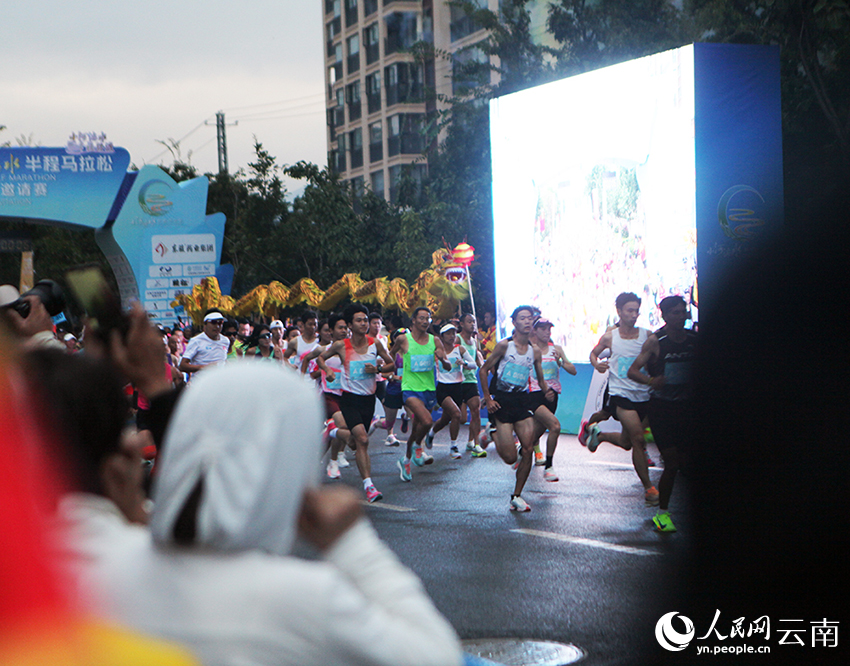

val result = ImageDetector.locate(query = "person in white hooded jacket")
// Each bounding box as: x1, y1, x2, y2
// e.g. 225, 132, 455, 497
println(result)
46, 315, 463, 666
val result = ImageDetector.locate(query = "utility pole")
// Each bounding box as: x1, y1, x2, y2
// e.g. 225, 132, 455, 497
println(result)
206, 111, 237, 175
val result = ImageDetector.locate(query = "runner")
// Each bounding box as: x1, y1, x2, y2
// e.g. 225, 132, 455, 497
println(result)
427, 323, 477, 459
307, 313, 353, 480
283, 310, 320, 370
588, 292, 659, 506
628, 295, 695, 532
320, 304, 394, 502
368, 328, 408, 447
457, 313, 487, 458
388, 307, 451, 483
528, 316, 576, 482
479, 305, 552, 512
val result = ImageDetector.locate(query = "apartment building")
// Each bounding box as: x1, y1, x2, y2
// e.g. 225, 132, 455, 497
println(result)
323, 0, 506, 202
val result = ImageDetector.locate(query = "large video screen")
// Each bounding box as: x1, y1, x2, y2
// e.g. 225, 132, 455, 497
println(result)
490, 45, 698, 362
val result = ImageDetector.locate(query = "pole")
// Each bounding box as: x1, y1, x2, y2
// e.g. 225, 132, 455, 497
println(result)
465, 265, 477, 325
215, 111, 228, 175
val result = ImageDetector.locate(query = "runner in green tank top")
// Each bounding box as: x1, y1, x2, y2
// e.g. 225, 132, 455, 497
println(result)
388, 307, 451, 482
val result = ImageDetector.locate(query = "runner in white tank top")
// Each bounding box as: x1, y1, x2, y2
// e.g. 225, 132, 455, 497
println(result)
589, 293, 658, 507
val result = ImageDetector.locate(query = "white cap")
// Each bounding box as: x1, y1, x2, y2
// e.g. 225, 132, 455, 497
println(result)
439, 323, 457, 335
203, 312, 226, 322
0, 284, 20, 308
63, 333, 77, 341
269, 319, 284, 329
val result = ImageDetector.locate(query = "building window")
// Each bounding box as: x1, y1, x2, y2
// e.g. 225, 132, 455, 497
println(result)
371, 169, 384, 199
326, 21, 339, 57
388, 164, 402, 202
452, 47, 489, 96
346, 80, 361, 121
347, 34, 360, 75
369, 121, 382, 163
364, 22, 380, 65
329, 148, 345, 174
345, 0, 358, 28
365, 71, 381, 114
384, 12, 418, 55
349, 127, 363, 169
387, 114, 423, 157
450, 0, 485, 42
384, 62, 423, 107
364, 0, 378, 17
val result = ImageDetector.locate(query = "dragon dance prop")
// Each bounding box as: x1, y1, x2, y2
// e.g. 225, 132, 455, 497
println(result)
172, 246, 474, 326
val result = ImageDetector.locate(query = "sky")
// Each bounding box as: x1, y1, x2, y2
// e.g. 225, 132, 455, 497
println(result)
1, 0, 328, 196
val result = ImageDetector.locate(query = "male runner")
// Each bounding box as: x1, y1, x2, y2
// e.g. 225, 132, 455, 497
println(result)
588, 292, 659, 506
458, 313, 487, 457
628, 295, 696, 531
528, 317, 576, 482
479, 305, 551, 512
283, 310, 320, 370
321, 304, 394, 501
388, 307, 451, 483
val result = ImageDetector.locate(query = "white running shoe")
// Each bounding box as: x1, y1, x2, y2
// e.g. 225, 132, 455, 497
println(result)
385, 434, 402, 447
326, 459, 341, 479
337, 455, 350, 468
449, 446, 462, 459
510, 496, 531, 512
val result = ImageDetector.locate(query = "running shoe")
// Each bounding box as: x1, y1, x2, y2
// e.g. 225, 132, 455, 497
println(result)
397, 457, 412, 482
368, 416, 381, 435
587, 424, 601, 453
412, 449, 434, 466
385, 434, 402, 447
365, 484, 383, 503
326, 459, 341, 479
337, 455, 350, 468
321, 419, 334, 446
644, 486, 660, 507
652, 511, 676, 532
400, 412, 409, 433
449, 446, 462, 459
478, 428, 491, 446
645, 450, 656, 467
543, 467, 559, 482
534, 446, 545, 466
470, 443, 488, 458
466, 440, 476, 451
509, 496, 531, 512
577, 420, 590, 447
425, 429, 435, 449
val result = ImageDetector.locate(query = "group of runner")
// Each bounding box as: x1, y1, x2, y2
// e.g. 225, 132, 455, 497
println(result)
287, 293, 692, 532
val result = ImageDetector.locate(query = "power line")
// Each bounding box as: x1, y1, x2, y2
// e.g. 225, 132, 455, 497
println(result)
223, 92, 325, 113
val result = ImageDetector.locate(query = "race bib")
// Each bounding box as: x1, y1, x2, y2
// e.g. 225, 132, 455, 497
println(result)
664, 361, 691, 385
326, 373, 342, 390
542, 360, 559, 381
410, 354, 435, 373
502, 361, 531, 388
349, 360, 370, 380
617, 356, 637, 378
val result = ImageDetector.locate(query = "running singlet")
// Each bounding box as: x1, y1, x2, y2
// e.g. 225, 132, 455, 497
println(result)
402, 333, 436, 392
647, 329, 697, 401
493, 338, 535, 393
294, 335, 320, 366
529, 343, 561, 393
322, 353, 344, 396
608, 327, 650, 402
341, 337, 378, 396
460, 336, 478, 384
436, 344, 473, 384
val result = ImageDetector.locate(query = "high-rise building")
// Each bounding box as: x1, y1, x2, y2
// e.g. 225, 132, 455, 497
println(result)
323, 0, 518, 202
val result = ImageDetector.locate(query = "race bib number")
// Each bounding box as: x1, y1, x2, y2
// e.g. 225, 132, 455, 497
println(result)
349, 360, 370, 380
502, 361, 531, 388
664, 361, 691, 385
617, 356, 637, 378
326, 373, 342, 390
542, 360, 559, 381
410, 354, 435, 373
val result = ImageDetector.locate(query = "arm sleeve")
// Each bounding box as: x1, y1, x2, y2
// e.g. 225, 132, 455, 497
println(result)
319, 519, 463, 666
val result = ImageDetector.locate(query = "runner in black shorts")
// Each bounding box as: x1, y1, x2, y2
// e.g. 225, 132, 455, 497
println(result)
628, 295, 696, 532
479, 305, 552, 513
428, 323, 477, 459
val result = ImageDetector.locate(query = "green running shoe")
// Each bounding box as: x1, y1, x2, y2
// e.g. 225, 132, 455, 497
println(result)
652, 511, 676, 532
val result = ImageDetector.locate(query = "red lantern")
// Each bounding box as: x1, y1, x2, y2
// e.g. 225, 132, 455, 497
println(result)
451, 242, 475, 268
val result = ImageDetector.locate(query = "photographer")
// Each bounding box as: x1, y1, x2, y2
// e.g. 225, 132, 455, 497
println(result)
0, 281, 65, 350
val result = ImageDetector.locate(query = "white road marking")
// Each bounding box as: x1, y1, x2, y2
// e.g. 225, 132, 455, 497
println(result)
511, 528, 661, 556
584, 460, 661, 469
360, 501, 417, 512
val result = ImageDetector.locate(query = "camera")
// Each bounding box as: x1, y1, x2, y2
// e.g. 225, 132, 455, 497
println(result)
8, 280, 66, 319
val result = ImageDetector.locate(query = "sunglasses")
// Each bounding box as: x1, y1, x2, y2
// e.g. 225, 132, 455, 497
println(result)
259, 333, 272, 339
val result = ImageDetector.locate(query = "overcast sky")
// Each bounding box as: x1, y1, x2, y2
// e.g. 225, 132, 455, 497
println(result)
2, 1, 327, 195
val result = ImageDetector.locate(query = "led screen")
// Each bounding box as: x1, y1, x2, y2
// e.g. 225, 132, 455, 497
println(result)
490, 45, 698, 362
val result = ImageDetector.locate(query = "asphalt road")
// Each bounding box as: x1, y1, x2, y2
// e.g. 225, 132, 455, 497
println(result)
323, 423, 691, 666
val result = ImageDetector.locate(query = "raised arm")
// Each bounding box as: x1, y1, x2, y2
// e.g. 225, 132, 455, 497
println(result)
589, 331, 613, 373
555, 345, 577, 376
